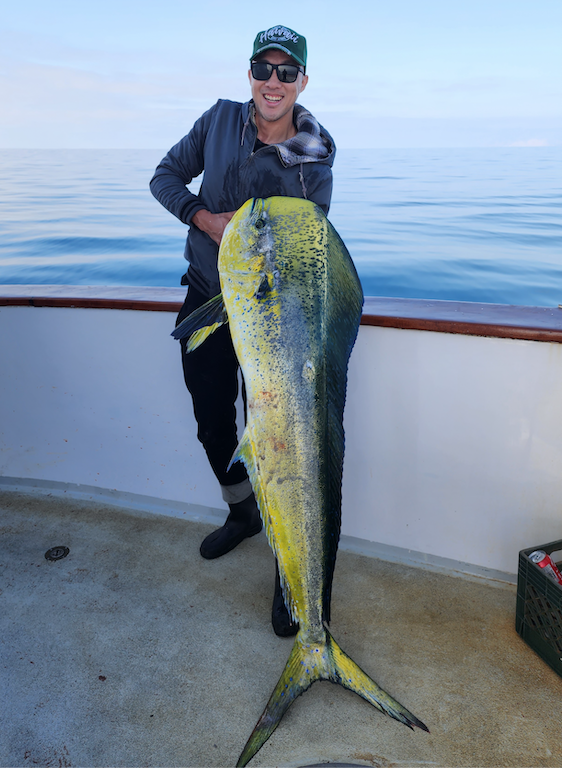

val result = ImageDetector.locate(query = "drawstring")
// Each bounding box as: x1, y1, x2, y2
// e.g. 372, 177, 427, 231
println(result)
299, 163, 308, 199
241, 115, 250, 147
241, 103, 255, 147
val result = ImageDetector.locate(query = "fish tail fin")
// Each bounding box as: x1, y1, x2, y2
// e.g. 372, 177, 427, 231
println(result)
236, 636, 322, 767
236, 630, 427, 767
325, 630, 429, 732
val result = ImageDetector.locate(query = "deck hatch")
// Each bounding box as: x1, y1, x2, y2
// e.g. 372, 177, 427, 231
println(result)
45, 546, 70, 561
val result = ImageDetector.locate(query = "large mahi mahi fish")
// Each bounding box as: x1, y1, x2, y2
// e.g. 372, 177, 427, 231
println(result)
173, 197, 428, 766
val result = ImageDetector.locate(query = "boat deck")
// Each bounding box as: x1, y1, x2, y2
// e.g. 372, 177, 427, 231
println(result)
2, 489, 561, 767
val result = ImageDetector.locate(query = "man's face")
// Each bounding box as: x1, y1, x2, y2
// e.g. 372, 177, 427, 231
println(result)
248, 49, 308, 125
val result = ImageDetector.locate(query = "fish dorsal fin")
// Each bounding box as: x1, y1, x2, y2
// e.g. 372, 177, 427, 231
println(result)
171, 293, 228, 351
320, 219, 364, 623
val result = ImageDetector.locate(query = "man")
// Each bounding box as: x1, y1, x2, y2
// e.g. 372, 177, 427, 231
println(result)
150, 25, 335, 637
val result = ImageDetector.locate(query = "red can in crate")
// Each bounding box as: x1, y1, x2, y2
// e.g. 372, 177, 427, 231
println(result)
529, 550, 562, 586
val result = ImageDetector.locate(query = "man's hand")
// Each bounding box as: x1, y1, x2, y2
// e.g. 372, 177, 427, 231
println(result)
192, 210, 236, 246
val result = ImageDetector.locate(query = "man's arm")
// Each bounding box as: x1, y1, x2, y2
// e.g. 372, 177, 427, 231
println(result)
150, 102, 237, 244
149, 105, 216, 226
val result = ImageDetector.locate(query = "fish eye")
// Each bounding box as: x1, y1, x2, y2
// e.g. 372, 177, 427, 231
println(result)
255, 219, 265, 229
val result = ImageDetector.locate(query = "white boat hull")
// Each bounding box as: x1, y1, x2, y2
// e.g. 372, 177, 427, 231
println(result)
2, 287, 561, 579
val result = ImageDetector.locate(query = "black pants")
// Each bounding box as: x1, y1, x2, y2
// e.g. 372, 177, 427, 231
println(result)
177, 286, 248, 489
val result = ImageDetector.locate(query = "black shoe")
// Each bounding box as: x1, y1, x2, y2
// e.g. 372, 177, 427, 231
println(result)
200, 494, 262, 560
272, 564, 299, 637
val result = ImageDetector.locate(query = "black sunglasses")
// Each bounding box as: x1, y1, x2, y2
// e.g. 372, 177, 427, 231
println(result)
251, 61, 304, 84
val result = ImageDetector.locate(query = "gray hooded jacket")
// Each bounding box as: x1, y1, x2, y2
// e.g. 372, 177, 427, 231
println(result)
150, 99, 335, 298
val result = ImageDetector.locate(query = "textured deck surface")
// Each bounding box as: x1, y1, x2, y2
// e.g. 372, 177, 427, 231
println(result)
2, 490, 561, 767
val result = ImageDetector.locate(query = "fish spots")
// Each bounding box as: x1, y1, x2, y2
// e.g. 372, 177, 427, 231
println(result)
268, 436, 286, 453
302, 359, 315, 382
214, 197, 367, 764
258, 390, 276, 401
276, 474, 296, 484
254, 389, 280, 410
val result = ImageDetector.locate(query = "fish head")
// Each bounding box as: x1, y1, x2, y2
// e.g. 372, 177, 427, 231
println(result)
219, 198, 275, 300
219, 196, 328, 306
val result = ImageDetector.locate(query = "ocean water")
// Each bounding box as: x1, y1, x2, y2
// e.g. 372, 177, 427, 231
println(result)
1, 147, 561, 306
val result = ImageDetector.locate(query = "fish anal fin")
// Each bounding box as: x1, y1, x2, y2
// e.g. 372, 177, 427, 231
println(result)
228, 430, 271, 545
227, 428, 254, 475
228, 429, 297, 620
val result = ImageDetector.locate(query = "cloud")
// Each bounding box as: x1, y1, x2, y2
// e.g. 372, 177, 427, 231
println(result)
0, 51, 249, 147
509, 138, 549, 147
1, 22, 561, 149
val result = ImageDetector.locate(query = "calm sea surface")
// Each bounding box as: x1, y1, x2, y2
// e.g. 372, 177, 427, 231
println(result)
1, 148, 561, 306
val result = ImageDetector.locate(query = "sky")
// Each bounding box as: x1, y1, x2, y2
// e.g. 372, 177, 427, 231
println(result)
1, 0, 561, 149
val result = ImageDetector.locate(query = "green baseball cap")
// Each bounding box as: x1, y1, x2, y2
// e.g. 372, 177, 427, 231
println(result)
251, 25, 307, 69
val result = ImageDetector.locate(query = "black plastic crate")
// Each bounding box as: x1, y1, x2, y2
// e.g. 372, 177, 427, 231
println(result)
516, 539, 562, 678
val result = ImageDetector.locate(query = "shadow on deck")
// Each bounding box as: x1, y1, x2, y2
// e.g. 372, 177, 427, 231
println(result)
1, 490, 561, 767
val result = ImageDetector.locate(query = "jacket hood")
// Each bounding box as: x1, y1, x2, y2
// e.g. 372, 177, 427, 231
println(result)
243, 101, 335, 168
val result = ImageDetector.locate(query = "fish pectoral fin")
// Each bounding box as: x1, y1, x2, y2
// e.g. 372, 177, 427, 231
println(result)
255, 274, 271, 300
171, 293, 228, 349
236, 630, 428, 767
185, 323, 223, 352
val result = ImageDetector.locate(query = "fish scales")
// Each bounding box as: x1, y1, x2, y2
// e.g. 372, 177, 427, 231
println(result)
171, 196, 428, 766
222, 199, 348, 634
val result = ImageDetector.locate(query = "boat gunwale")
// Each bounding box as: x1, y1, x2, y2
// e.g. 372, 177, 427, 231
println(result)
2, 287, 562, 343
